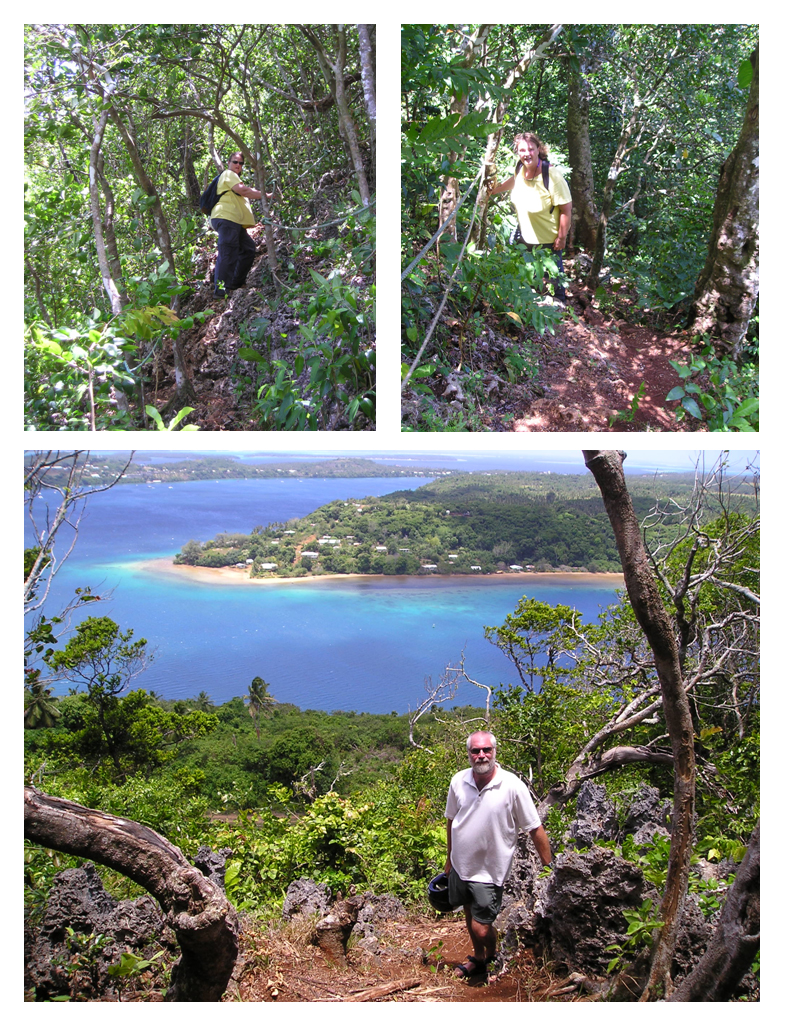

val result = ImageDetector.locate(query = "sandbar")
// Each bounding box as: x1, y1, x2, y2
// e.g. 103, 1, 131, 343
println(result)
132, 558, 625, 588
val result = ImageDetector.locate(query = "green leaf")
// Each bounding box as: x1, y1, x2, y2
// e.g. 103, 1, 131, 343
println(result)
238, 347, 264, 362
145, 405, 164, 429
309, 268, 329, 287
738, 59, 754, 89
167, 407, 195, 430
681, 396, 703, 420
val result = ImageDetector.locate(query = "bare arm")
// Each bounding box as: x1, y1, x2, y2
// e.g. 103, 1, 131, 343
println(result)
554, 201, 572, 251
529, 824, 552, 865
445, 818, 453, 873
232, 182, 272, 201
488, 175, 515, 197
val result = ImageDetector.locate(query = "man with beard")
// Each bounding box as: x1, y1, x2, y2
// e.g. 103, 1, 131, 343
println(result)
444, 730, 551, 982
488, 131, 572, 302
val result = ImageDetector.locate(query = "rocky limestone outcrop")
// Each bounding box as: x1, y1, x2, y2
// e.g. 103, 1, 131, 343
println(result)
25, 862, 176, 1001
499, 845, 658, 974
281, 879, 407, 961
25, 847, 237, 1001
315, 895, 366, 965
282, 878, 334, 921
496, 780, 756, 996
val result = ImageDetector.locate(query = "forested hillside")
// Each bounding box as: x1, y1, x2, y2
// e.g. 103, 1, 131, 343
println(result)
176, 470, 757, 576
24, 24, 375, 430
401, 24, 759, 431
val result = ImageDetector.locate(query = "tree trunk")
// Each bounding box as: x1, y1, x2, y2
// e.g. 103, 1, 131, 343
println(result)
440, 24, 492, 246
332, 26, 370, 205
686, 46, 759, 359
587, 107, 640, 289
105, 111, 196, 405
88, 108, 125, 316
24, 786, 239, 1002
182, 122, 201, 206
251, 117, 281, 297
566, 55, 599, 253
108, 107, 177, 278
298, 25, 371, 206
668, 820, 760, 1001
25, 256, 53, 327
95, 156, 129, 311
583, 450, 696, 1001
544, 745, 674, 807
357, 24, 375, 150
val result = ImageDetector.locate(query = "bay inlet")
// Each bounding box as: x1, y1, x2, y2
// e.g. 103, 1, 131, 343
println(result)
28, 475, 625, 714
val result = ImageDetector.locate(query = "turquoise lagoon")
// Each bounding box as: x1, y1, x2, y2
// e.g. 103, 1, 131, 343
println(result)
27, 476, 624, 713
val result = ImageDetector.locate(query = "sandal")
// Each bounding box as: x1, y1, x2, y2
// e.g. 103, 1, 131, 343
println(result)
454, 955, 487, 979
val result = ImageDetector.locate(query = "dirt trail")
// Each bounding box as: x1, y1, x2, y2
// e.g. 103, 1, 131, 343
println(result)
510, 284, 703, 432
234, 915, 577, 1003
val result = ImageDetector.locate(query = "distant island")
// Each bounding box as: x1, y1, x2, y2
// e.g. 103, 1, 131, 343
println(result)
33, 454, 451, 487
174, 469, 744, 578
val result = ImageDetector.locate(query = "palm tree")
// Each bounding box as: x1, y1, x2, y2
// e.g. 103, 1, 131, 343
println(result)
244, 676, 275, 738
194, 691, 215, 712
24, 677, 61, 729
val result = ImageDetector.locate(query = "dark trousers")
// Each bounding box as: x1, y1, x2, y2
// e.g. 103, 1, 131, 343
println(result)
210, 218, 257, 296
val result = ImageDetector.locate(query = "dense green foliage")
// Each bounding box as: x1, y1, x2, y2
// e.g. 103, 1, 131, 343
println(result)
25, 24, 375, 430
401, 23, 759, 430
176, 488, 624, 575
25, 590, 758, 976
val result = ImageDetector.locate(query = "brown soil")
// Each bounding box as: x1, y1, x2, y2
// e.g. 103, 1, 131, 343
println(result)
231, 914, 583, 1003
508, 284, 704, 432
402, 267, 709, 433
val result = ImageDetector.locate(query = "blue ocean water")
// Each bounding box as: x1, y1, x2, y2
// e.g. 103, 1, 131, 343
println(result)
26, 476, 624, 713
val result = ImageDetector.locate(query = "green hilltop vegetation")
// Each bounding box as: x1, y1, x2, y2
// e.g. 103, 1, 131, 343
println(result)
176, 470, 757, 577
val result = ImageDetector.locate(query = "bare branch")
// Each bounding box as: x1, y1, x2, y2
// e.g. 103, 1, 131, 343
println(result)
25, 451, 134, 615
408, 669, 459, 752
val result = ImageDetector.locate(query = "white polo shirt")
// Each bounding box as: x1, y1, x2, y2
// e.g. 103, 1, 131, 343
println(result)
446, 766, 541, 885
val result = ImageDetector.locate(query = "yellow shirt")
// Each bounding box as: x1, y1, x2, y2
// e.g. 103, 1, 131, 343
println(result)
511, 163, 571, 245
211, 169, 255, 227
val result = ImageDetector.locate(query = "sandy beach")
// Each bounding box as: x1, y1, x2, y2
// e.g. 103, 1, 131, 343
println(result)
132, 558, 625, 588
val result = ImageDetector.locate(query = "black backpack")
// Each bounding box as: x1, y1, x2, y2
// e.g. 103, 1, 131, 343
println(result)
199, 173, 229, 216
510, 158, 553, 244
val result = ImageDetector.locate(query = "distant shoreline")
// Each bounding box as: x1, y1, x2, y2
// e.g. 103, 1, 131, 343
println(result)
132, 558, 625, 588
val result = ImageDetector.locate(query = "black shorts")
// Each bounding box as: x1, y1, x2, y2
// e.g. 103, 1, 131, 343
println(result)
447, 871, 504, 924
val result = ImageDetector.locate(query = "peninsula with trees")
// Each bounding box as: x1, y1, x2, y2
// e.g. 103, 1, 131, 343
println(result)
174, 470, 758, 577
